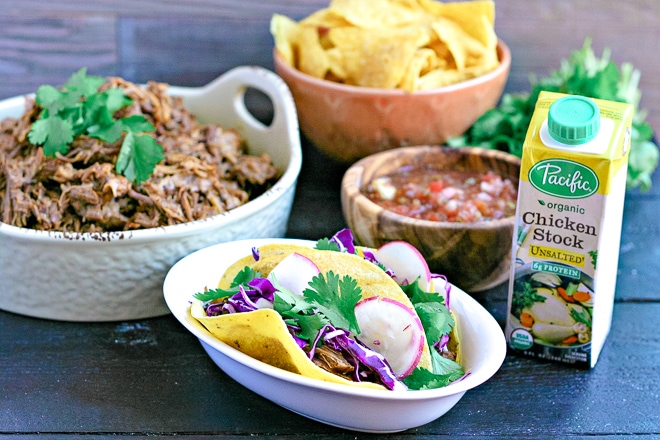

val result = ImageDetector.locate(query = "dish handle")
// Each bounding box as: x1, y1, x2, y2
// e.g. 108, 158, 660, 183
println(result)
170, 66, 301, 169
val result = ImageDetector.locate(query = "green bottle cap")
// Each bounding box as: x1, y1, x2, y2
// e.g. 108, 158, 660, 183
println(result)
548, 96, 600, 145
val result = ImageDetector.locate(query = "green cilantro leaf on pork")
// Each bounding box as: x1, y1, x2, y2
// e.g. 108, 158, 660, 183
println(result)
27, 67, 164, 184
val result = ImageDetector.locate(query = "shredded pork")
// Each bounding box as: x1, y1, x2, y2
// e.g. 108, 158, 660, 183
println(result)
0, 77, 280, 232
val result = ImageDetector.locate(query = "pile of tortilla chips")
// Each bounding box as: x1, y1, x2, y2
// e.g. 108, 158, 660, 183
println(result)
271, 0, 500, 92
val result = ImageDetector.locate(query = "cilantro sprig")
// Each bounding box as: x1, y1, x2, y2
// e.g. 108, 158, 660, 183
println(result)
402, 280, 454, 345
27, 68, 164, 184
273, 270, 362, 339
400, 280, 464, 389
192, 266, 262, 302
449, 38, 659, 192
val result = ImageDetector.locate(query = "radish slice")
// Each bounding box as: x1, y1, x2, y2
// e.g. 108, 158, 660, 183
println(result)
354, 296, 425, 377
374, 241, 431, 291
268, 252, 320, 296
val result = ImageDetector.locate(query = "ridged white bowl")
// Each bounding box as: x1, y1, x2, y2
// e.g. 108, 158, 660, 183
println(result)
0, 67, 302, 321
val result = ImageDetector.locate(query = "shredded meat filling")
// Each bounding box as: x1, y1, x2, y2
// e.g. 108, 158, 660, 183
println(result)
0, 77, 280, 232
311, 345, 356, 379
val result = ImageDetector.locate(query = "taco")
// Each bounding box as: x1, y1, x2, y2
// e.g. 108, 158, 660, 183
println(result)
190, 229, 463, 391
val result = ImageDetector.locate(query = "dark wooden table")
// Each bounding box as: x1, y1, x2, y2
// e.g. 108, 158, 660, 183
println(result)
1, 136, 659, 439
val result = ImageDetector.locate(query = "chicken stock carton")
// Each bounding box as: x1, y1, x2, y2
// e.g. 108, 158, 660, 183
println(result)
505, 91, 633, 368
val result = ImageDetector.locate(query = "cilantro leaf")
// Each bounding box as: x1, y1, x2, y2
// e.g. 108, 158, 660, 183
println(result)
115, 132, 164, 185
193, 287, 236, 302
295, 313, 331, 342
27, 68, 164, 184
314, 238, 341, 252
88, 119, 125, 143
104, 87, 132, 113
121, 114, 156, 133
303, 271, 362, 334
415, 302, 454, 346
34, 85, 72, 113
429, 349, 463, 376
272, 271, 364, 341
401, 280, 454, 345
63, 67, 105, 98
193, 267, 260, 302
403, 359, 464, 390
271, 274, 316, 317
401, 279, 441, 304
230, 266, 262, 288
28, 116, 75, 156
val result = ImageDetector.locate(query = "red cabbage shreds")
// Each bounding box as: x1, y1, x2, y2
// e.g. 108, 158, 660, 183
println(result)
330, 228, 356, 254
204, 301, 228, 316
360, 249, 378, 264
362, 249, 395, 278
205, 282, 274, 316
316, 325, 407, 391
435, 334, 450, 352
252, 246, 260, 261
248, 277, 276, 302
286, 323, 307, 349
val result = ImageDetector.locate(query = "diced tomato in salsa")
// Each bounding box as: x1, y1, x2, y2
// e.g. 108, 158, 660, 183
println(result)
365, 166, 518, 222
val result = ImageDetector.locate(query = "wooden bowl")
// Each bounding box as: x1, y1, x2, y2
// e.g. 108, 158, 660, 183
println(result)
274, 40, 511, 164
341, 146, 521, 292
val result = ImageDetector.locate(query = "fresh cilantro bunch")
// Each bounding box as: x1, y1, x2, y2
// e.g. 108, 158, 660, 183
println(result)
27, 68, 164, 184
449, 38, 659, 191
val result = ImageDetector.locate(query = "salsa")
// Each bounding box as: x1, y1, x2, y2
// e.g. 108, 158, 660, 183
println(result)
364, 165, 518, 222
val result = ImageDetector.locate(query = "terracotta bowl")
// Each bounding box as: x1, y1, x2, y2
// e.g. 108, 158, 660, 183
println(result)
341, 145, 521, 292
274, 40, 511, 164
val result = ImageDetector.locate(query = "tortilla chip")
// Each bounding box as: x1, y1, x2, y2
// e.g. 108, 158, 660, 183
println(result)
326, 0, 424, 29
297, 26, 330, 78
328, 26, 428, 88
270, 13, 299, 66
431, 17, 488, 71
418, 0, 495, 47
399, 47, 439, 92
299, 8, 353, 29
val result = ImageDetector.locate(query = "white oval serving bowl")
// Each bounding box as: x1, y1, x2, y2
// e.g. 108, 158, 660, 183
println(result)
163, 238, 506, 433
0, 67, 302, 322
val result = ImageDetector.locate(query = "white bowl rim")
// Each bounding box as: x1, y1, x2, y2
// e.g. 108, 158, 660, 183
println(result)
163, 237, 507, 401
0, 74, 302, 244
274, 39, 511, 97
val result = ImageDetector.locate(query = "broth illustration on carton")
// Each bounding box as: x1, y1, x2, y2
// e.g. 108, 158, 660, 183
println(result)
505, 91, 633, 368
